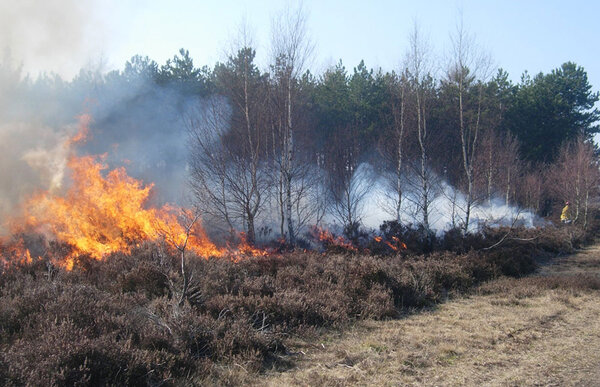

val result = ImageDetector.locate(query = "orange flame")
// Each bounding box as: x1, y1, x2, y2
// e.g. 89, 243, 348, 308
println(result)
312, 226, 357, 252
5, 116, 267, 270
0, 238, 40, 269
231, 232, 269, 259
373, 235, 407, 251
21, 153, 228, 269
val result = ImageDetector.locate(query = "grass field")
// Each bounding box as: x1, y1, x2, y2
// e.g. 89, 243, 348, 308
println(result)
254, 246, 600, 386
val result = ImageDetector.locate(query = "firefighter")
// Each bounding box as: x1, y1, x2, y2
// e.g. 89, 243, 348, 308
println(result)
560, 201, 572, 224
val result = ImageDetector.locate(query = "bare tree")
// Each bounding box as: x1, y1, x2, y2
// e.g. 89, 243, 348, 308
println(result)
156, 207, 201, 307
497, 132, 521, 206
326, 129, 373, 232
379, 70, 410, 222
188, 97, 235, 235
476, 128, 499, 205
517, 168, 544, 213
406, 23, 435, 232
446, 17, 492, 232
290, 161, 329, 232
549, 138, 600, 227
189, 44, 269, 244
270, 3, 314, 245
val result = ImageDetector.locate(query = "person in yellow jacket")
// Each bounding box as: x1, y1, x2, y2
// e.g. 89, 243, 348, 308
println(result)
561, 201, 572, 223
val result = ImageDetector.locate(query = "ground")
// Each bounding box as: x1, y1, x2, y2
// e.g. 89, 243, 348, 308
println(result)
254, 246, 600, 386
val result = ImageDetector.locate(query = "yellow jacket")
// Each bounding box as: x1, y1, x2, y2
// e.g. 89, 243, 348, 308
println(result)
560, 205, 571, 221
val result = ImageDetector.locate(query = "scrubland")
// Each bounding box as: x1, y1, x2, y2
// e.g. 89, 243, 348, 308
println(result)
0, 224, 596, 385
257, 247, 600, 386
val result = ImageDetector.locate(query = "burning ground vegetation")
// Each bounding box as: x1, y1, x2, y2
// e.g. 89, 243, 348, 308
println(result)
0, 119, 597, 385
0, 116, 267, 271
0, 116, 412, 273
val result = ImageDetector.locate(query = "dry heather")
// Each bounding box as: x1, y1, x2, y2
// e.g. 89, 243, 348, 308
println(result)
0, 225, 592, 385
254, 245, 600, 386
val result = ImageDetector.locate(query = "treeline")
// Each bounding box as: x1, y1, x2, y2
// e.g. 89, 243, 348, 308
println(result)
1, 18, 599, 245
181, 21, 599, 243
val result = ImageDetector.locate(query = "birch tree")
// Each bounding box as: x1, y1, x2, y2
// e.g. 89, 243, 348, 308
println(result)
406, 23, 435, 232
270, 3, 313, 245
446, 18, 492, 232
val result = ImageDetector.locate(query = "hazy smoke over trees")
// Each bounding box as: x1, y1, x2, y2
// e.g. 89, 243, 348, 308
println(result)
0, 3, 598, 242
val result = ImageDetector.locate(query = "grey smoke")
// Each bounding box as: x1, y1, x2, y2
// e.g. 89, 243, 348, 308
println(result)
0, 0, 106, 78
0, 62, 203, 233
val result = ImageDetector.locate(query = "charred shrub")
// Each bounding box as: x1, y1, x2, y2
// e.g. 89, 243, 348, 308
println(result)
343, 221, 370, 246
440, 227, 487, 253
379, 220, 437, 254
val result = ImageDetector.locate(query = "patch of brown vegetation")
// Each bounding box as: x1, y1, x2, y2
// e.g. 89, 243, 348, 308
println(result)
0, 225, 591, 385
256, 246, 600, 386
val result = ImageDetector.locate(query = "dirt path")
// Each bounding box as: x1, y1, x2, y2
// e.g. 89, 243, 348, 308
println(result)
255, 246, 600, 386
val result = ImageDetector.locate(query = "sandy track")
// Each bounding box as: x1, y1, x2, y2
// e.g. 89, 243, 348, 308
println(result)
255, 246, 600, 386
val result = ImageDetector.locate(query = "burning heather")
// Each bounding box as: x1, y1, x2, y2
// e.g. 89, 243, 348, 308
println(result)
374, 236, 407, 251
310, 226, 358, 252
1, 116, 266, 270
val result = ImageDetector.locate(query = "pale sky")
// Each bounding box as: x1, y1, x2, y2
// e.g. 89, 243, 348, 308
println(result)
3, 0, 600, 92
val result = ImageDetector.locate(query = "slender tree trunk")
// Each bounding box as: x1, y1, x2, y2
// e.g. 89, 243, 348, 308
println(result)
487, 144, 493, 205
417, 91, 429, 231
177, 245, 190, 307
458, 77, 471, 232
505, 168, 511, 205
583, 189, 589, 229
243, 65, 259, 244
450, 189, 458, 228
285, 76, 295, 245
246, 211, 255, 244
272, 123, 285, 238
574, 167, 581, 222
460, 80, 483, 233
396, 84, 405, 222
279, 167, 285, 237
221, 174, 235, 237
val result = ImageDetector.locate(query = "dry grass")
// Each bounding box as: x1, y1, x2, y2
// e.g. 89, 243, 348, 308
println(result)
254, 246, 600, 386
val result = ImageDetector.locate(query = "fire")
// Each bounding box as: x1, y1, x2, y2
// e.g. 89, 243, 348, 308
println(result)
0, 237, 39, 268
311, 226, 357, 252
21, 153, 227, 269
373, 235, 407, 251
4, 116, 267, 270
230, 232, 269, 260
1, 115, 409, 271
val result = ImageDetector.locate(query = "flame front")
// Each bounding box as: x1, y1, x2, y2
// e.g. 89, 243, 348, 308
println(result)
311, 226, 357, 252
3, 116, 273, 269
22, 153, 226, 269
374, 235, 407, 251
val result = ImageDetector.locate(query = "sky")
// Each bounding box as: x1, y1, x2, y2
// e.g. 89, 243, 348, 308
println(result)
1, 0, 599, 92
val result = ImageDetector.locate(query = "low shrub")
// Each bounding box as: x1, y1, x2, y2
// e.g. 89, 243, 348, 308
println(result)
0, 220, 593, 384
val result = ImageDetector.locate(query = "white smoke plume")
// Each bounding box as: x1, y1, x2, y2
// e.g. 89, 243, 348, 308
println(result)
0, 0, 106, 79
361, 168, 543, 234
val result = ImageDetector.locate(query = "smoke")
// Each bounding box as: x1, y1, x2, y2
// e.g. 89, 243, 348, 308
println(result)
0, 122, 73, 224
360, 167, 542, 234
0, 62, 205, 234
0, 0, 106, 79
76, 78, 202, 205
